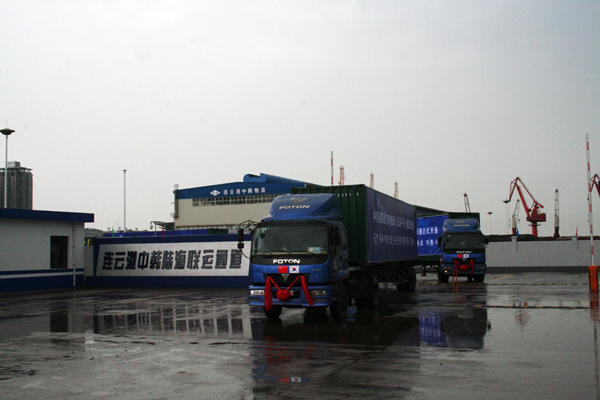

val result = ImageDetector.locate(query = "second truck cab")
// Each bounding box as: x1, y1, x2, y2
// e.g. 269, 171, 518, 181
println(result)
438, 219, 488, 282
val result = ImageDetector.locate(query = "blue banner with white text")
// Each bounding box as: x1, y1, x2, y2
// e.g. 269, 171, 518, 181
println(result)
366, 188, 417, 263
417, 215, 448, 256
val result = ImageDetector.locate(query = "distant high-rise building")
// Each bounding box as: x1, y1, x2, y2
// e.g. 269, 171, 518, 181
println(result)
0, 161, 33, 209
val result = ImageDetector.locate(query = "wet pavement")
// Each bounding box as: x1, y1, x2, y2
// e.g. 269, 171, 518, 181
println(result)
1, 273, 599, 399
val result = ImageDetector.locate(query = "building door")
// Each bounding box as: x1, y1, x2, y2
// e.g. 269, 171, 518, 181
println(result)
51, 236, 69, 269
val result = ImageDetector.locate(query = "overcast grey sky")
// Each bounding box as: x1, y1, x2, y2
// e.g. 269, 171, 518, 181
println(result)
1, 1, 598, 236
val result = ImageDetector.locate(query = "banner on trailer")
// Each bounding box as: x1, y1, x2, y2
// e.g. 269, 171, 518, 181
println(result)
366, 189, 418, 263
417, 215, 448, 256
95, 239, 250, 277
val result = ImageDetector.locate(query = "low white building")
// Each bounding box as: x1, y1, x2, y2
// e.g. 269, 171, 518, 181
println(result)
0, 208, 94, 292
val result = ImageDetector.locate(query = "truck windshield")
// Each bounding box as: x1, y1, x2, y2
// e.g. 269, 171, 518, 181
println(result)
252, 224, 328, 255
443, 233, 486, 251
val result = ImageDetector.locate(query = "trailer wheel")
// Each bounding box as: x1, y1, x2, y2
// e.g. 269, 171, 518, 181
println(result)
356, 278, 379, 309
409, 269, 417, 292
263, 305, 283, 319
330, 284, 349, 319
396, 269, 417, 293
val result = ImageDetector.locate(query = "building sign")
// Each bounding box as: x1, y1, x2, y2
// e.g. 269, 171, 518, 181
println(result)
177, 182, 302, 200
95, 238, 250, 277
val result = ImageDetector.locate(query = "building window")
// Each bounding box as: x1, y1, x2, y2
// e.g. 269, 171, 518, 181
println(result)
191, 194, 281, 207
51, 236, 69, 269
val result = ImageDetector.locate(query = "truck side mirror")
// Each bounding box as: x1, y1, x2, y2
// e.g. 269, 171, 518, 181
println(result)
437, 236, 442, 246
237, 229, 244, 250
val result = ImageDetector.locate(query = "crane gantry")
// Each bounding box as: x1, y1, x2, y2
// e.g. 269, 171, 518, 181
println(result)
506, 177, 546, 236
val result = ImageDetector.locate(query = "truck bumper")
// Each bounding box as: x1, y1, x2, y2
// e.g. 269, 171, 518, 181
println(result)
441, 264, 486, 276
248, 284, 333, 308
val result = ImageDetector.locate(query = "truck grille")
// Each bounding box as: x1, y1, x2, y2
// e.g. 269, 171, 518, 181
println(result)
262, 273, 310, 288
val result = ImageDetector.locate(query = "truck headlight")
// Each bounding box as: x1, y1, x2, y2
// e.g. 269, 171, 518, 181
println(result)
310, 290, 327, 297
250, 289, 265, 296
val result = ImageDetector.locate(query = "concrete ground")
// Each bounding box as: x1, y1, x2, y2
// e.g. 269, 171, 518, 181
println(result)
1, 272, 599, 399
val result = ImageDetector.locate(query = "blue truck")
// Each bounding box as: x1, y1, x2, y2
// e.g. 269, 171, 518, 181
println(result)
241, 185, 418, 319
437, 218, 488, 282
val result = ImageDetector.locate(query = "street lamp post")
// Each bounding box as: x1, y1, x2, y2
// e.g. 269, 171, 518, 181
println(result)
488, 211, 493, 234
1, 128, 15, 209
123, 169, 127, 231
503, 200, 510, 234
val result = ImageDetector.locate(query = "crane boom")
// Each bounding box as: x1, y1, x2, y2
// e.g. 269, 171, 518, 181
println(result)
506, 177, 546, 236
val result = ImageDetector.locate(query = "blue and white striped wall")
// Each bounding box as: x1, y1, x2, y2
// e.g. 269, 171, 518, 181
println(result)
0, 209, 94, 293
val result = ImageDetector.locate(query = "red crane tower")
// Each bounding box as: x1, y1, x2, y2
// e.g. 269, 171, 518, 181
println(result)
506, 177, 546, 236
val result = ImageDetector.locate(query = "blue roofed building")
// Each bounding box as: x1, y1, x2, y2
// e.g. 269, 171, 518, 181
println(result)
173, 173, 313, 231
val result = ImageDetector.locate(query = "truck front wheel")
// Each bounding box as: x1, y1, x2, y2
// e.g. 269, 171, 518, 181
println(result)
263, 305, 283, 319
356, 277, 379, 309
330, 284, 349, 319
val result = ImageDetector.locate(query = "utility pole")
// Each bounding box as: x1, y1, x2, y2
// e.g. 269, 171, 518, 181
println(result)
1, 127, 15, 209
123, 169, 127, 231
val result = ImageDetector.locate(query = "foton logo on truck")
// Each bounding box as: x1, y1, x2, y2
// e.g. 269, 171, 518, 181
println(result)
273, 259, 301, 264
279, 205, 310, 210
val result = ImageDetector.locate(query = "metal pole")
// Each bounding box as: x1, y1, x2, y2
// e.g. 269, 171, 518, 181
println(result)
587, 134, 594, 266
4, 134, 7, 208
488, 211, 493, 234
330, 151, 333, 186
72, 222, 76, 287
503, 200, 510, 234
1, 128, 15, 209
123, 169, 127, 231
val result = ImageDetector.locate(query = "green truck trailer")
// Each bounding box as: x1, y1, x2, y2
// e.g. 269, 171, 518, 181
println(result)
291, 185, 419, 292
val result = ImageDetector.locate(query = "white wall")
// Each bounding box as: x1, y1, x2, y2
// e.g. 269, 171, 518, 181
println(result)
0, 218, 86, 272
487, 238, 598, 270
175, 199, 271, 228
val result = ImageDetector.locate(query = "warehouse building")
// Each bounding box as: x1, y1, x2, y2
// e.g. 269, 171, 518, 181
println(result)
173, 173, 313, 231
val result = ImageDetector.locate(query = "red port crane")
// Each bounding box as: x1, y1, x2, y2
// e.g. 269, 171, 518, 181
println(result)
591, 174, 600, 198
506, 177, 546, 236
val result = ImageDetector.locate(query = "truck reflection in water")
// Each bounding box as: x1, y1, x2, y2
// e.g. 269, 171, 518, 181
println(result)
419, 307, 489, 349
252, 307, 420, 346
248, 287, 490, 397
417, 283, 490, 349
249, 307, 421, 397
